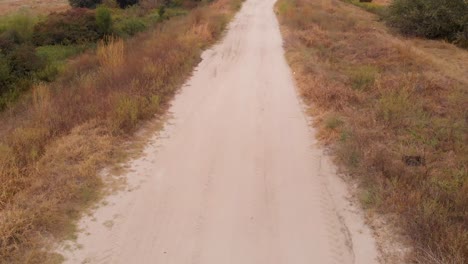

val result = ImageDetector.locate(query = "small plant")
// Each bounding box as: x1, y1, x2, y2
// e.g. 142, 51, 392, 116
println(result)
325, 115, 344, 130
348, 65, 378, 91
111, 95, 140, 132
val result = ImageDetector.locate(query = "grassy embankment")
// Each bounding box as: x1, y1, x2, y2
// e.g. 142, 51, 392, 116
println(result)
0, 2, 192, 109
0, 0, 243, 262
276, 0, 467, 263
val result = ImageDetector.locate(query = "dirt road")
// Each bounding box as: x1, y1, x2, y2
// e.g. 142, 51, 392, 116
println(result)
61, 0, 379, 263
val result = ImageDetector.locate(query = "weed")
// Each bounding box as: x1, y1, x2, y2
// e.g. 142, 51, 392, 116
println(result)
325, 114, 344, 130
111, 95, 140, 133
348, 65, 378, 91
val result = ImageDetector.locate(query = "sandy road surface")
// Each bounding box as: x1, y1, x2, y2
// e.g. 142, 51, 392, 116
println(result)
61, 0, 379, 263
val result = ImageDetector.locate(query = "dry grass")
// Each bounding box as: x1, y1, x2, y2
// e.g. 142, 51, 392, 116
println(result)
0, 0, 69, 16
0, 0, 243, 262
97, 37, 125, 69
276, 0, 467, 263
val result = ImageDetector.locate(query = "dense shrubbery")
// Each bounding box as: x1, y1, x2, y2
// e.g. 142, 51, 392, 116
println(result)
114, 17, 147, 36
69, 0, 102, 8
387, 0, 467, 45
117, 0, 140, 8
69, 0, 140, 9
32, 8, 102, 45
0, 13, 49, 105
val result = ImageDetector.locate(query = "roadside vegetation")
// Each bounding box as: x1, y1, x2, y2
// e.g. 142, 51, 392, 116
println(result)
276, 0, 467, 263
0, 0, 193, 109
0, 0, 242, 262
344, 0, 467, 48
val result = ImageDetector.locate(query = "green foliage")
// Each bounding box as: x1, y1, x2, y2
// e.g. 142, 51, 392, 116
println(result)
37, 45, 85, 82
32, 8, 102, 45
68, 0, 103, 8
114, 17, 147, 36
9, 45, 45, 78
158, 6, 166, 19
164, 7, 188, 17
96, 6, 113, 34
0, 11, 38, 43
36, 45, 84, 62
0, 55, 11, 93
387, 0, 468, 41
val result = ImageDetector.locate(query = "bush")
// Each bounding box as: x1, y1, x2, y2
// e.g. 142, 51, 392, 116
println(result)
0, 55, 11, 93
0, 32, 16, 53
9, 45, 45, 78
96, 6, 113, 35
32, 8, 102, 45
69, 0, 102, 8
387, 0, 468, 41
116, 0, 139, 8
114, 17, 147, 36
0, 11, 38, 43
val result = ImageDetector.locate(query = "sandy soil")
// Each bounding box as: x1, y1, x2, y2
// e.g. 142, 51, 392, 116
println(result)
59, 0, 380, 263
0, 0, 68, 15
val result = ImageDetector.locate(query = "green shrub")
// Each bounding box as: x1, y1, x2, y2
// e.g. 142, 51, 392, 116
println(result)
36, 64, 59, 82
114, 17, 147, 36
116, 0, 139, 8
387, 0, 468, 42
0, 55, 11, 93
36, 45, 83, 62
96, 6, 113, 35
0, 11, 38, 43
32, 8, 102, 45
69, 0, 102, 8
9, 45, 45, 78
0, 32, 16, 53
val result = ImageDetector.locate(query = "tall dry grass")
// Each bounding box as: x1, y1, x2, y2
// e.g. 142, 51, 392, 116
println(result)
0, 0, 243, 262
276, 0, 467, 263
97, 37, 125, 69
